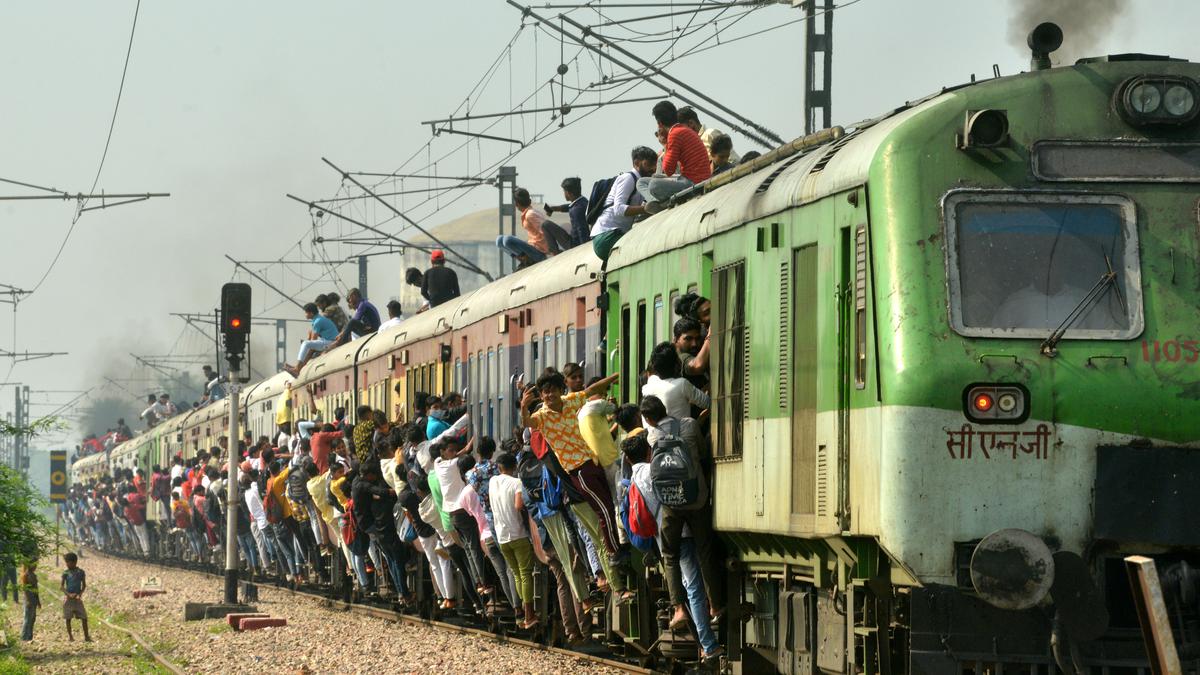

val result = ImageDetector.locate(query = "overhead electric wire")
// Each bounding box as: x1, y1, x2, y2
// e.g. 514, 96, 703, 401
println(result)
26, 0, 143, 298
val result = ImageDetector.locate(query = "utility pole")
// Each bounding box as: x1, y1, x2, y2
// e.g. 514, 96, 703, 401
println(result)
358, 256, 368, 299
13, 385, 29, 473
804, 0, 834, 134
276, 319, 288, 372
497, 166, 518, 277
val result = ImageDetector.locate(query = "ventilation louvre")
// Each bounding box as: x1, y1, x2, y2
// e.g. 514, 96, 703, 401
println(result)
778, 260, 790, 409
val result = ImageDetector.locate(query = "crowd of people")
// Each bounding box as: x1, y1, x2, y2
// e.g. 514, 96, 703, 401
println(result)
64, 291, 721, 661
497, 100, 755, 268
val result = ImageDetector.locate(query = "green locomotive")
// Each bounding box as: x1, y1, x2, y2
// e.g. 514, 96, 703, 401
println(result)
607, 23, 1200, 673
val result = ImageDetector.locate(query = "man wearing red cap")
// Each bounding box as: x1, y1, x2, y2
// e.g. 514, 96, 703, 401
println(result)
422, 249, 460, 308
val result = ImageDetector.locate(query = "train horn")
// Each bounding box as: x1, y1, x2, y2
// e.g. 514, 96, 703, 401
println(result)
1028, 22, 1064, 71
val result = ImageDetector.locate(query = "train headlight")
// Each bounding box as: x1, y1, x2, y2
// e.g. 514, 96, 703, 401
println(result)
1116, 76, 1200, 127
1164, 85, 1196, 117
963, 383, 1029, 424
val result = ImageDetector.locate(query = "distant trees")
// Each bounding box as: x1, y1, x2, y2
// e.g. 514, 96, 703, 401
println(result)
0, 417, 60, 567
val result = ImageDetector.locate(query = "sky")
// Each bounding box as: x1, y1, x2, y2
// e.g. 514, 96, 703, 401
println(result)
2, 0, 1197, 452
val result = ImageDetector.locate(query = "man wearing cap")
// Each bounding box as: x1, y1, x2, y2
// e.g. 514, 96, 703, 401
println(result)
545, 177, 589, 247
421, 250, 460, 309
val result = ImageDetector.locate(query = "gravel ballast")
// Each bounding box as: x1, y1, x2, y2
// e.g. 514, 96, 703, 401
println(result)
53, 550, 626, 674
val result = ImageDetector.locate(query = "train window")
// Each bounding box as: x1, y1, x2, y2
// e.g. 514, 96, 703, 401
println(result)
653, 295, 663, 348
943, 191, 1142, 340
636, 301, 647, 397
854, 225, 868, 390
620, 305, 631, 403
545, 333, 554, 371
566, 325, 576, 366
530, 336, 539, 376
455, 358, 462, 392
712, 261, 747, 460
555, 330, 564, 370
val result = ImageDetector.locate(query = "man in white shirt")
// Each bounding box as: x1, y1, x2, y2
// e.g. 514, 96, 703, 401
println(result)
642, 345, 710, 421
378, 300, 404, 331
591, 146, 658, 262
434, 437, 488, 597
242, 475, 272, 572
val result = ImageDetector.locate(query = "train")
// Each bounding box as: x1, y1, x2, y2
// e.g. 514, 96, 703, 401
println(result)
74, 24, 1200, 673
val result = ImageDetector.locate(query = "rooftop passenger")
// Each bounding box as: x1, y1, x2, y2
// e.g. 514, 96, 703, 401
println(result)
638, 101, 712, 213
545, 177, 589, 247
497, 188, 570, 268
740, 150, 761, 163
422, 250, 461, 308
115, 418, 132, 440
709, 133, 735, 175
282, 302, 340, 377
317, 292, 349, 331
201, 365, 225, 402
404, 268, 431, 314
379, 300, 403, 331
591, 146, 658, 261
331, 288, 381, 348
678, 106, 740, 165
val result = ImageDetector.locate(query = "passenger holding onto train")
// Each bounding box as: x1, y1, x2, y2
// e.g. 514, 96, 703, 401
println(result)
435, 436, 494, 601
458, 454, 522, 616
330, 288, 380, 348
520, 370, 635, 603
623, 434, 721, 661
643, 344, 710, 421
351, 458, 415, 605
590, 145, 657, 262
490, 451, 540, 629
422, 249, 461, 309
544, 176, 590, 247
283, 302, 340, 377
639, 395, 724, 637
677, 105, 740, 166
637, 101, 712, 214
379, 300, 404, 331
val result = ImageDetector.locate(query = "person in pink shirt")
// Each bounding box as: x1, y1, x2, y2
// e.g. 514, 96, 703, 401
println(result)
637, 100, 714, 213
496, 188, 573, 268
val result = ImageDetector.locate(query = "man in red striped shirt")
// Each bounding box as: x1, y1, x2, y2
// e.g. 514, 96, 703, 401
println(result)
636, 100, 713, 213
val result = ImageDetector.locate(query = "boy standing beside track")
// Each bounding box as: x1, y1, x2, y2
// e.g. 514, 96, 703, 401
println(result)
60, 552, 91, 642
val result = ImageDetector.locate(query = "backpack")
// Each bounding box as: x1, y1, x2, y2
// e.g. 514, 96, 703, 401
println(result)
517, 451, 544, 502
264, 483, 284, 524
584, 171, 638, 226
620, 480, 657, 553
650, 434, 702, 509
541, 465, 565, 511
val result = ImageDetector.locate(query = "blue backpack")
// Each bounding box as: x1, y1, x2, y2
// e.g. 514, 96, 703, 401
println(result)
542, 465, 566, 511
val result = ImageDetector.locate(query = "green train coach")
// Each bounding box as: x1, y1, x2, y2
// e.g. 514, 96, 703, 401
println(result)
606, 25, 1200, 673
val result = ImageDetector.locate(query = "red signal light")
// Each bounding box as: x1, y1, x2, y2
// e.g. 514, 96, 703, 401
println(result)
230, 317, 242, 329
973, 393, 994, 412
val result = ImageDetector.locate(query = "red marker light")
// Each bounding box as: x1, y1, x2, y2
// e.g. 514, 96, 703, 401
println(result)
973, 393, 994, 412
230, 317, 242, 329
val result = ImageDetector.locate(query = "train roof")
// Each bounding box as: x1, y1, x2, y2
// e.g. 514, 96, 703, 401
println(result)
73, 451, 105, 469
605, 103, 928, 270
294, 244, 600, 383
242, 370, 293, 406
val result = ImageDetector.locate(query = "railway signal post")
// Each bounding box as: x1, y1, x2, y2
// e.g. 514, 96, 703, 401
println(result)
220, 282, 251, 604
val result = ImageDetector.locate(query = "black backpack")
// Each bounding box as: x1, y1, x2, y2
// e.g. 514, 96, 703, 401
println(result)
584, 171, 638, 226
650, 432, 702, 510
517, 449, 544, 502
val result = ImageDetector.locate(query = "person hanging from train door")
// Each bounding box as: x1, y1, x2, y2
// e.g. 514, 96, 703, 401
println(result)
520, 370, 636, 604
589, 146, 657, 262
637, 101, 712, 214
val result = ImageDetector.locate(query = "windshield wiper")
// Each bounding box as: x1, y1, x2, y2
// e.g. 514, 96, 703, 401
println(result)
1040, 254, 1125, 357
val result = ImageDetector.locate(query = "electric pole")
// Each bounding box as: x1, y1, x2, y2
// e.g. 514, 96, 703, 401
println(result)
219, 283, 252, 604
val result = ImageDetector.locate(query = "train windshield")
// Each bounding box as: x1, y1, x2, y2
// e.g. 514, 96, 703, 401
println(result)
944, 192, 1142, 339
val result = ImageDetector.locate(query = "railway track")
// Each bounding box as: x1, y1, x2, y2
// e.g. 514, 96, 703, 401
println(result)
86, 548, 653, 675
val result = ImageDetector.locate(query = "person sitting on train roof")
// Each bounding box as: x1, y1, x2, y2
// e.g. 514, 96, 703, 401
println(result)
379, 300, 403, 331
497, 188, 572, 268
591, 145, 658, 262
318, 292, 350, 332
404, 268, 432, 314
330, 288, 381, 348
638, 394, 724, 645
282, 302, 340, 377
677, 105, 740, 166
709, 133, 736, 176
740, 150, 761, 163
637, 101, 712, 214
414, 251, 457, 311
544, 176, 590, 247
115, 418, 132, 440
201, 365, 225, 402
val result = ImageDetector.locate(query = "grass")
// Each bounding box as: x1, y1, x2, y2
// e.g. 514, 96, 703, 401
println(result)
0, 606, 31, 675
207, 622, 231, 635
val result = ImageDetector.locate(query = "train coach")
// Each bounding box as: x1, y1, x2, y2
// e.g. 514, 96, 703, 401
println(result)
605, 27, 1200, 674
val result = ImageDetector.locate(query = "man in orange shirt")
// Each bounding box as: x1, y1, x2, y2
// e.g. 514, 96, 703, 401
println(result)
496, 188, 573, 268
637, 100, 713, 213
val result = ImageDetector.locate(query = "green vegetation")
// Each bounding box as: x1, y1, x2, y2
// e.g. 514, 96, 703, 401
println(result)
0, 416, 63, 569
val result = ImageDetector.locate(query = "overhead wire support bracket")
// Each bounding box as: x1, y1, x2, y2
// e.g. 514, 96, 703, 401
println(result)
431, 128, 525, 146
319, 158, 495, 282
223, 255, 306, 311
286, 193, 437, 257
0, 349, 67, 363
508, 1, 784, 149
420, 94, 663, 127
